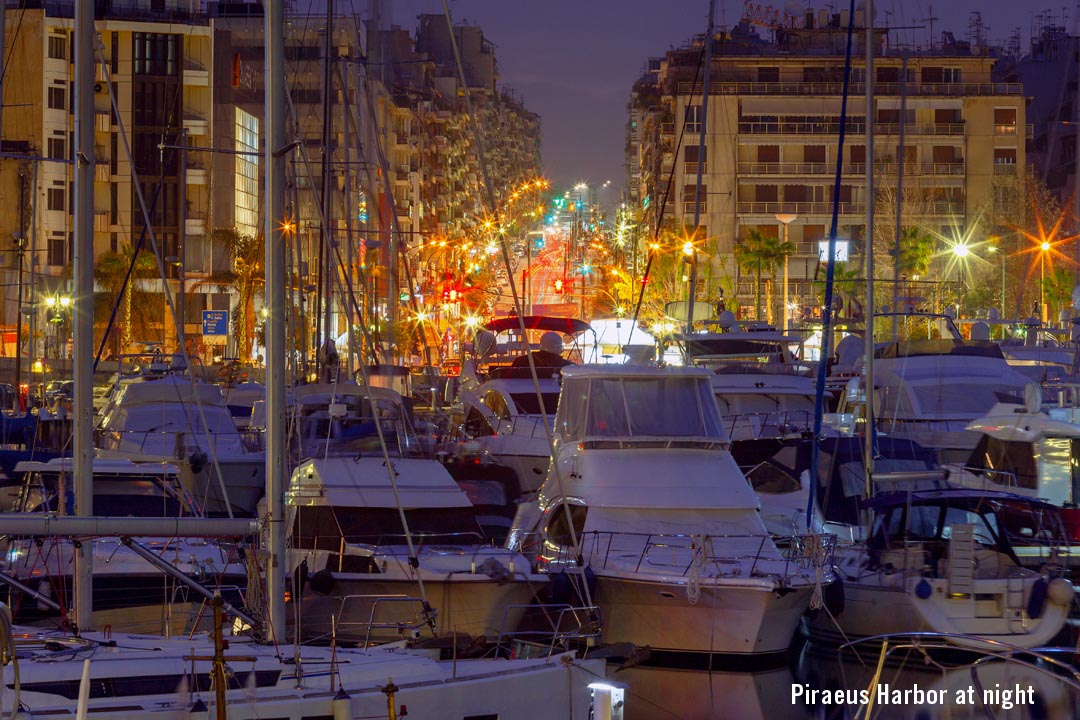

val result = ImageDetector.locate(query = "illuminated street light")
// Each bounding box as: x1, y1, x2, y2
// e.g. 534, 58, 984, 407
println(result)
775, 212, 798, 331
1040, 241, 1051, 323
951, 243, 969, 316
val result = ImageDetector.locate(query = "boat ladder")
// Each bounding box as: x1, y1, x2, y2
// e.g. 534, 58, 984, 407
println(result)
947, 523, 975, 597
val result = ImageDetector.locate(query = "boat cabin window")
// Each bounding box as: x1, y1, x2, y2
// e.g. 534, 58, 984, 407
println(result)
966, 435, 1037, 490
510, 392, 560, 415
556, 376, 724, 441
483, 391, 512, 420
544, 503, 588, 547
875, 503, 1000, 546
942, 507, 999, 544
292, 506, 486, 549
22, 474, 188, 517
463, 406, 496, 436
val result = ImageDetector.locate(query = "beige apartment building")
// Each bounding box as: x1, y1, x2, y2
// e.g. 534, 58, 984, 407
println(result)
630, 18, 1027, 320
0, 2, 215, 360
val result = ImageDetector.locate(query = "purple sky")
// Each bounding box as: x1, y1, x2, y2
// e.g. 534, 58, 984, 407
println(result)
387, 1, 1058, 194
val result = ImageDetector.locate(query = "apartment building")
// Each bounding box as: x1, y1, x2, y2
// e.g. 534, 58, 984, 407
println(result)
0, 0, 215, 359
629, 17, 1027, 320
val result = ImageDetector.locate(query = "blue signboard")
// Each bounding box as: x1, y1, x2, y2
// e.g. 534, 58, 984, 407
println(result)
202, 310, 229, 336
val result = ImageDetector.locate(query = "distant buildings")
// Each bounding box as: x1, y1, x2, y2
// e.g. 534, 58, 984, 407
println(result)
0, 1, 540, 369
627, 14, 1029, 320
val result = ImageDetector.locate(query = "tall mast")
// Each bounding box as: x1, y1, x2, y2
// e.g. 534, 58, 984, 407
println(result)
73, 0, 95, 631
863, 0, 875, 495
686, 0, 715, 333
264, 0, 288, 641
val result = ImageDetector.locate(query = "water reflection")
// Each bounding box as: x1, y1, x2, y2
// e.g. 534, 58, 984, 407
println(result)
615, 642, 1080, 720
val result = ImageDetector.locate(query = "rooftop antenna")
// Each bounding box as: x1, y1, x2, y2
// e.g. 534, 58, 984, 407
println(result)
919, 6, 938, 49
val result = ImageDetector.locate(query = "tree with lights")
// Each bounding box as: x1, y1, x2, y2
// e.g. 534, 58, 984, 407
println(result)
734, 227, 794, 323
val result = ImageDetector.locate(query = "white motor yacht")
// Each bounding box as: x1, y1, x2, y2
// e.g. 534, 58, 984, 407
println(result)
513, 365, 832, 662
287, 455, 545, 642
95, 373, 265, 517
456, 367, 562, 494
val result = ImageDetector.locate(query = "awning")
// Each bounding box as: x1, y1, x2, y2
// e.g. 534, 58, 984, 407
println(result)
741, 97, 845, 116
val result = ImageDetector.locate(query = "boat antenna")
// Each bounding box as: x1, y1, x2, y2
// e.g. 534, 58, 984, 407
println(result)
808, 0, 858, 529
864, 0, 877, 496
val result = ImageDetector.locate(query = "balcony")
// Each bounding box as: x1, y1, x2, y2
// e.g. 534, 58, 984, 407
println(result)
737, 161, 854, 175
874, 122, 964, 136
183, 60, 209, 87
739, 119, 861, 135
993, 162, 1017, 175
183, 113, 209, 137
95, 110, 110, 134
94, 163, 110, 182
94, 211, 109, 233
185, 213, 207, 236
925, 201, 965, 214
736, 201, 864, 215
677, 80, 1024, 97
186, 163, 208, 185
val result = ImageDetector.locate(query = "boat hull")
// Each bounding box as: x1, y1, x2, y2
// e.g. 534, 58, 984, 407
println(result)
596, 575, 813, 656
297, 575, 541, 642
802, 576, 1071, 651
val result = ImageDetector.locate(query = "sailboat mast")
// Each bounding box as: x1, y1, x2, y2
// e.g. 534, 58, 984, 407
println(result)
265, 0, 288, 642
73, 0, 95, 631
863, 0, 875, 494
686, 0, 715, 333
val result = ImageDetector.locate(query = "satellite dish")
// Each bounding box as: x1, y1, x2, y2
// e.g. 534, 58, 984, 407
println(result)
969, 321, 990, 341
1024, 382, 1042, 414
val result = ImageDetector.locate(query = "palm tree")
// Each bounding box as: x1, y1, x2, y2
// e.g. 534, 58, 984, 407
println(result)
812, 263, 862, 319
94, 245, 157, 356
1042, 265, 1073, 323
210, 227, 265, 361
733, 228, 795, 321
896, 226, 936, 279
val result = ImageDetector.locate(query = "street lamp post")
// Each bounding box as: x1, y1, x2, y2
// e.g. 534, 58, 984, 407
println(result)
952, 242, 969, 317
775, 212, 797, 332
1040, 240, 1050, 323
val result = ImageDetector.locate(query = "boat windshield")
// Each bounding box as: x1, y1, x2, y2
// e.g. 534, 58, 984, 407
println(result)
510, 392, 560, 415
556, 376, 725, 441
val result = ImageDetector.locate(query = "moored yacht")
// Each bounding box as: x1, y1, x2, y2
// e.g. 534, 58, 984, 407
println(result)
286, 454, 546, 643
803, 489, 1074, 651
512, 365, 833, 662
95, 373, 265, 516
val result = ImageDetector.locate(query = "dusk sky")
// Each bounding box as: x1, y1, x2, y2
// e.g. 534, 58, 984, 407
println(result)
380, 1, 1060, 197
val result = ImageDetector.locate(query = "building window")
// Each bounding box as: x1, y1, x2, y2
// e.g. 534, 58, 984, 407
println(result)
47, 35, 66, 60
110, 183, 118, 223
942, 67, 962, 83
47, 86, 65, 110
684, 145, 706, 174
757, 66, 779, 83
47, 137, 66, 160
110, 232, 118, 253
234, 108, 260, 237
47, 233, 66, 266
994, 108, 1018, 135
133, 32, 180, 76
684, 105, 702, 133
47, 187, 65, 211
111, 32, 119, 74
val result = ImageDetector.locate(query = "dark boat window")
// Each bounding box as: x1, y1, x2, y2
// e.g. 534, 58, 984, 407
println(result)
545, 504, 587, 547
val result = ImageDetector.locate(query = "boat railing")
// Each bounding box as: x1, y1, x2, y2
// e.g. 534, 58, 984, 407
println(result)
312, 594, 434, 647
723, 410, 814, 439
836, 631, 1080, 691
549, 530, 829, 580
493, 603, 602, 657
958, 465, 1021, 489
99, 428, 256, 458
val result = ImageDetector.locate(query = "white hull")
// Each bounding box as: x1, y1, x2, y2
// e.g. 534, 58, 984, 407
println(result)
485, 449, 550, 493
298, 575, 540, 641
5, 631, 607, 720
803, 575, 1070, 651
597, 575, 813, 655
